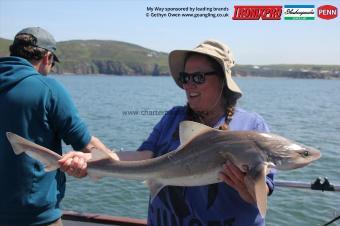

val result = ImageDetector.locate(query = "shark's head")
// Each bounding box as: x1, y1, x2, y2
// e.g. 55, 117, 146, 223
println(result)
278, 143, 321, 170
256, 133, 321, 170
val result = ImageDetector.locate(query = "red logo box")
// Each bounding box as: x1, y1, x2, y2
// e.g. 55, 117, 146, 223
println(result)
318, 5, 337, 20
233, 6, 282, 20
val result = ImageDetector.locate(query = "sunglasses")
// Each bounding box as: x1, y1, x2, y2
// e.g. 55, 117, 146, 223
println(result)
179, 71, 216, 85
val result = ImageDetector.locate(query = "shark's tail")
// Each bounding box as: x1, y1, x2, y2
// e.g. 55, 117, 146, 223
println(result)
6, 132, 26, 155
6, 132, 62, 172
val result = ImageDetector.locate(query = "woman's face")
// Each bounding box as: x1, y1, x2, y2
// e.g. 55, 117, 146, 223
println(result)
183, 54, 224, 113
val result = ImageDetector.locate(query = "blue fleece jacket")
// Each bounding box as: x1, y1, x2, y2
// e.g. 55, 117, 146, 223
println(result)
0, 57, 91, 225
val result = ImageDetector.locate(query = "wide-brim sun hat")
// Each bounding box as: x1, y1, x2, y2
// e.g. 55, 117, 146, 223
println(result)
169, 39, 242, 99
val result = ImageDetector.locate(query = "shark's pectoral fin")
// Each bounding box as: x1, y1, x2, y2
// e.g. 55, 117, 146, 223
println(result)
245, 163, 268, 218
145, 179, 165, 202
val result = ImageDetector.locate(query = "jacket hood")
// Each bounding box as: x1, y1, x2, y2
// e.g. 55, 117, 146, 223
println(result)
0, 57, 38, 93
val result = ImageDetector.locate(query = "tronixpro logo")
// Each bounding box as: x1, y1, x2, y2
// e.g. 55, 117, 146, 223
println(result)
232, 5, 282, 20
318, 5, 338, 20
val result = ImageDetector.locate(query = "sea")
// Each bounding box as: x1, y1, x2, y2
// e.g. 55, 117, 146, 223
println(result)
52, 75, 340, 226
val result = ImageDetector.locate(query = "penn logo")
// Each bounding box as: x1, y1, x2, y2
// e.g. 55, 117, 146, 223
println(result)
233, 6, 282, 20
318, 5, 337, 20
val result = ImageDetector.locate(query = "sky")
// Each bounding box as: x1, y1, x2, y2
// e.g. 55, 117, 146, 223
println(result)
0, 0, 339, 65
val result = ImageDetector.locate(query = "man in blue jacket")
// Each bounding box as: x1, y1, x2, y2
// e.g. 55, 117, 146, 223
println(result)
0, 27, 107, 225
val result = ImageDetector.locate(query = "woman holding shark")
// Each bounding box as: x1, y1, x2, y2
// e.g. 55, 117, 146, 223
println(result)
60, 39, 275, 226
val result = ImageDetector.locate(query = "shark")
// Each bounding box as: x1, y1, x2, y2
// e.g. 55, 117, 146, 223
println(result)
6, 121, 321, 217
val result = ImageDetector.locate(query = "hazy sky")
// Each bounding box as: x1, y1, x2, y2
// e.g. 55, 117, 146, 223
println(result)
0, 0, 339, 65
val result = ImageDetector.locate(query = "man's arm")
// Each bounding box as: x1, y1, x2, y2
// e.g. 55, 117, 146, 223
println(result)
81, 136, 108, 153
59, 136, 108, 177
59, 141, 153, 178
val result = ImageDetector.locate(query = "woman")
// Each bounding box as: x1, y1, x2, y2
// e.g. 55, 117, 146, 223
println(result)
60, 39, 274, 226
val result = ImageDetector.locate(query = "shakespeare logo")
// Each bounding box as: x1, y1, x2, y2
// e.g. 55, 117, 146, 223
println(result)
318, 5, 337, 20
284, 5, 315, 20
232, 6, 282, 20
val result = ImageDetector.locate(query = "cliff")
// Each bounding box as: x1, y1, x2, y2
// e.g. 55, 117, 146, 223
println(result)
1, 38, 339, 78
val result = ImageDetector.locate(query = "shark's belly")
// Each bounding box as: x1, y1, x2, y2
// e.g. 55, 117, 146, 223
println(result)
160, 167, 221, 186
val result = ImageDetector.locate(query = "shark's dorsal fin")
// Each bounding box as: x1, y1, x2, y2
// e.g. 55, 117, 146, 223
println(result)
89, 148, 118, 162
87, 148, 118, 180
179, 121, 216, 145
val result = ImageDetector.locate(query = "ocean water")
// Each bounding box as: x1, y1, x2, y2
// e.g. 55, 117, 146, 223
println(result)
53, 75, 340, 226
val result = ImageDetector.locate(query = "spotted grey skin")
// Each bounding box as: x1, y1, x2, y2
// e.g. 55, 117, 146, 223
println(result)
6, 121, 321, 217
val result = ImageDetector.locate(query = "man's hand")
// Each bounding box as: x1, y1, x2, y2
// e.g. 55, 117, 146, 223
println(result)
58, 151, 91, 178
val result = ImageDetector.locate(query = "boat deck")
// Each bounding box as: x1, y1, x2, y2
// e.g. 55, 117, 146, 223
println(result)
62, 211, 147, 226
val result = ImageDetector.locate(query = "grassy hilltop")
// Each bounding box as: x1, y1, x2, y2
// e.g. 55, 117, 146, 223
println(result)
0, 38, 169, 75
1, 38, 339, 79
0, 38, 12, 56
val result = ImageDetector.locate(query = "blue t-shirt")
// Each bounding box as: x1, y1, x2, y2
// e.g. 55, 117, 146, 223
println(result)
0, 57, 91, 225
138, 106, 275, 226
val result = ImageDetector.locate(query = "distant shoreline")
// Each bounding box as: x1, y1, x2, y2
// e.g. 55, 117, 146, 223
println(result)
51, 73, 340, 80
1, 38, 339, 79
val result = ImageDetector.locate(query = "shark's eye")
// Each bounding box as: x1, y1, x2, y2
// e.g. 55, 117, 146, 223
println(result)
302, 151, 309, 157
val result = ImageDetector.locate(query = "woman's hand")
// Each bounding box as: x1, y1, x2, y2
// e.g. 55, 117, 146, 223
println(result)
218, 161, 256, 204
58, 151, 92, 178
